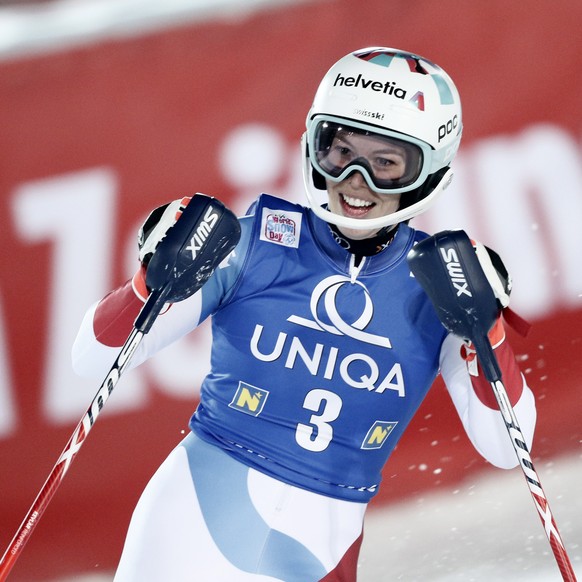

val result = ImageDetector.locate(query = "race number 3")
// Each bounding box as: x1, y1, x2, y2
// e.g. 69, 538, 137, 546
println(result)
295, 389, 342, 452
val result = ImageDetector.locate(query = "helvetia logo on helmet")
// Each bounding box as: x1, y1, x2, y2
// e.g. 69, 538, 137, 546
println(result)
333, 73, 406, 99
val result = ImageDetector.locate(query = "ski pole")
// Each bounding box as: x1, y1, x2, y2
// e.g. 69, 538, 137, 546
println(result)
408, 229, 577, 582
0, 194, 240, 580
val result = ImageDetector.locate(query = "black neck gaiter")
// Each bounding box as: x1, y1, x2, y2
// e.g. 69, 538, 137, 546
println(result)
329, 223, 399, 266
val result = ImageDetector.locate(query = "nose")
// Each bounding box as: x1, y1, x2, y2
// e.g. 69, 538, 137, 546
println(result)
347, 170, 368, 189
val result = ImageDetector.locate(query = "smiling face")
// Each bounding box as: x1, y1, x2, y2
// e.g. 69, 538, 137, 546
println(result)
324, 132, 403, 239
323, 130, 404, 239
326, 173, 402, 240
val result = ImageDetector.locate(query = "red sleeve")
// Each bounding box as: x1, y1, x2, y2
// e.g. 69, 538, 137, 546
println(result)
93, 279, 145, 347
468, 342, 523, 408
461, 319, 524, 409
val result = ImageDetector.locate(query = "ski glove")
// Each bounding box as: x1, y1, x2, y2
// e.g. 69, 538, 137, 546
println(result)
472, 240, 511, 310
132, 196, 191, 301
138, 197, 191, 267
462, 241, 514, 360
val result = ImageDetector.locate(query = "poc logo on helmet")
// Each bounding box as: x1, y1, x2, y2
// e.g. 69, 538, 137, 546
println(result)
438, 114, 459, 142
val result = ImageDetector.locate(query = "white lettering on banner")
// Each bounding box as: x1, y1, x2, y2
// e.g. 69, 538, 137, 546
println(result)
11, 168, 146, 426
415, 124, 582, 319
0, 293, 17, 437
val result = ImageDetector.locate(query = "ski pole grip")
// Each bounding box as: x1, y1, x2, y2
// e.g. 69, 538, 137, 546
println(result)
134, 287, 171, 334
407, 229, 501, 378
471, 332, 502, 383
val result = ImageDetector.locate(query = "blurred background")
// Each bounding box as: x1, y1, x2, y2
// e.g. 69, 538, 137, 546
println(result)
0, 0, 580, 580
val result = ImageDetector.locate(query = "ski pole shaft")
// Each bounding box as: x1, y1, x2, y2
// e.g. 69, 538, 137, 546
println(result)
408, 230, 577, 581
474, 335, 577, 582
0, 195, 241, 579
0, 324, 145, 581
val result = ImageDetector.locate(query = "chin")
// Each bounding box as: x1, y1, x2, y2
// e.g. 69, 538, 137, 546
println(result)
338, 225, 377, 240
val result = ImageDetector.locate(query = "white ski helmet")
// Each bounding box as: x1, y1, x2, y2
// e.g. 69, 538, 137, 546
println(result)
303, 47, 462, 230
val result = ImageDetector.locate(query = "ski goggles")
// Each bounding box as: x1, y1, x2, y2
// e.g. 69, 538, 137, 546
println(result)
307, 115, 432, 194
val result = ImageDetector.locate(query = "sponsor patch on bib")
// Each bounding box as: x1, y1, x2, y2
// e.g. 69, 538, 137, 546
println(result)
260, 208, 302, 248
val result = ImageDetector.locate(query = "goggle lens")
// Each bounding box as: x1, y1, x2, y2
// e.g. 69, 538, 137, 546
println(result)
312, 120, 424, 191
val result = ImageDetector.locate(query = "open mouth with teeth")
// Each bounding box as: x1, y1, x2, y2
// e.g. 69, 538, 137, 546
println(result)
339, 192, 376, 217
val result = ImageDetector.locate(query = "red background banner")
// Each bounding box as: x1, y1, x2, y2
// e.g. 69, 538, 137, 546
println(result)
1, 1, 581, 579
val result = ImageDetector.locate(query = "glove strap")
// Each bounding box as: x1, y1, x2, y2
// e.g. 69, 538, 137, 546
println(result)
502, 306, 531, 338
